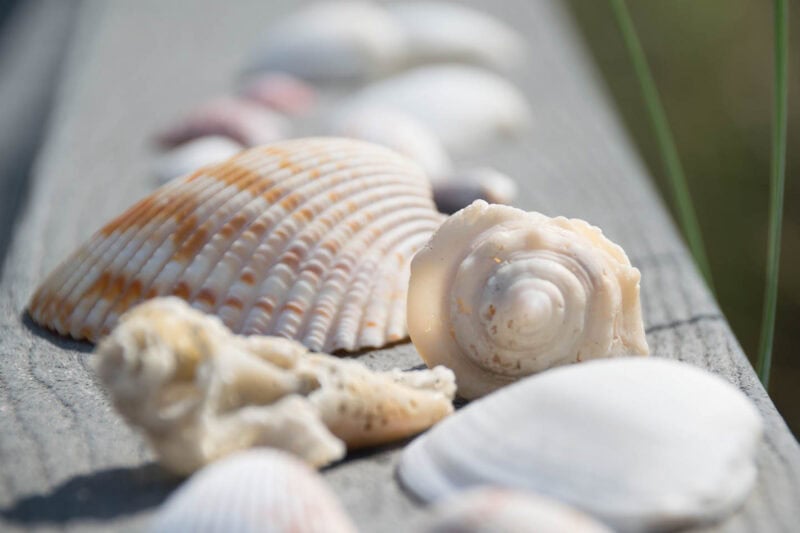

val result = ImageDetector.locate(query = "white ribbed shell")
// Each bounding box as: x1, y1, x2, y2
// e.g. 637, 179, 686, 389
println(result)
29, 138, 444, 351
408, 200, 648, 399
150, 450, 357, 533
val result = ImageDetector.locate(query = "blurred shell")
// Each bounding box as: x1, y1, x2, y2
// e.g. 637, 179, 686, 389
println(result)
328, 106, 453, 180
387, 2, 526, 71
407, 200, 648, 399
433, 167, 518, 214
94, 297, 455, 473
245, 1, 406, 83
399, 358, 764, 532
150, 450, 357, 533
240, 72, 317, 116
342, 65, 531, 153
29, 137, 444, 352
423, 488, 612, 533
153, 136, 243, 184
155, 98, 290, 148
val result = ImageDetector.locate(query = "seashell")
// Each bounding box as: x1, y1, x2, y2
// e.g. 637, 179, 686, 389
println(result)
328, 106, 453, 180
422, 488, 612, 533
150, 449, 357, 533
398, 357, 764, 532
387, 2, 526, 72
152, 136, 244, 184
244, 1, 406, 83
240, 72, 316, 116
407, 200, 648, 399
155, 97, 290, 148
29, 137, 445, 352
432, 167, 518, 214
341, 65, 531, 153
93, 297, 456, 474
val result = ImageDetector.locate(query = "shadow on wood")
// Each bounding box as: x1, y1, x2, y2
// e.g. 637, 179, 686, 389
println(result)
21, 312, 93, 354
0, 463, 179, 525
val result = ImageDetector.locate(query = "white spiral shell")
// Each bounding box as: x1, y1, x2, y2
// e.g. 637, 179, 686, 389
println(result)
407, 200, 648, 399
150, 450, 357, 533
29, 138, 444, 352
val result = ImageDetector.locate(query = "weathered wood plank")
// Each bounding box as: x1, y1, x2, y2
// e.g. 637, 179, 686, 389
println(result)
0, 1, 797, 531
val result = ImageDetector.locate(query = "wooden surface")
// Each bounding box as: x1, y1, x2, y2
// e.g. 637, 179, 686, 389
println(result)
0, 1, 798, 531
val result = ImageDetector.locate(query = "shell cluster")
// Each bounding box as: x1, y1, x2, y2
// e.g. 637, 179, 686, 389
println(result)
94, 297, 455, 474
29, 138, 444, 352
408, 200, 649, 399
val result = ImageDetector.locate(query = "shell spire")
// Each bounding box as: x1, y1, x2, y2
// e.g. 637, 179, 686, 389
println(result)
29, 138, 444, 352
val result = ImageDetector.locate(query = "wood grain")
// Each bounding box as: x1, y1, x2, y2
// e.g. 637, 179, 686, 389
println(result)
0, 1, 797, 531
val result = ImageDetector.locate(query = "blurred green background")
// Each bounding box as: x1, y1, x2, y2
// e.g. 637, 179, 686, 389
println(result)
568, 1, 798, 436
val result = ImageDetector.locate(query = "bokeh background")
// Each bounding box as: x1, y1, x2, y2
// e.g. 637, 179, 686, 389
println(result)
569, 1, 799, 436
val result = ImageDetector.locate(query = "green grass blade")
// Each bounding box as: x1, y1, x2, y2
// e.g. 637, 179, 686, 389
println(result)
756, 0, 789, 389
609, 0, 715, 292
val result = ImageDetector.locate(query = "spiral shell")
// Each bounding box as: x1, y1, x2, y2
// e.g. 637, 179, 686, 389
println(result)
407, 200, 648, 399
29, 138, 445, 351
150, 450, 357, 533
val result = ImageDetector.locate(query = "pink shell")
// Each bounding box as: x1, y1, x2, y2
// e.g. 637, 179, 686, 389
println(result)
240, 72, 317, 116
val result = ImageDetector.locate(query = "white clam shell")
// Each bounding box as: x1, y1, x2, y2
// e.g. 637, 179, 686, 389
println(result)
423, 488, 612, 533
153, 136, 244, 185
328, 106, 453, 180
398, 357, 764, 532
342, 65, 531, 153
245, 1, 406, 83
387, 2, 526, 71
408, 200, 648, 399
29, 138, 445, 351
150, 449, 357, 533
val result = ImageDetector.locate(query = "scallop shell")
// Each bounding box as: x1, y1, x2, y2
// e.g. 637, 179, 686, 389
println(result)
423, 488, 612, 533
150, 449, 357, 533
245, 1, 406, 83
387, 2, 526, 72
240, 72, 317, 116
432, 167, 518, 214
341, 65, 531, 153
398, 357, 764, 532
328, 106, 453, 180
94, 297, 455, 474
153, 136, 244, 184
407, 200, 648, 399
155, 98, 290, 148
29, 137, 445, 351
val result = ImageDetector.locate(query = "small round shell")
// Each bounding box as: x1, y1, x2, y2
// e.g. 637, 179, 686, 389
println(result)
407, 200, 648, 399
29, 138, 444, 352
432, 167, 517, 214
240, 72, 316, 116
150, 450, 357, 533
152, 136, 244, 185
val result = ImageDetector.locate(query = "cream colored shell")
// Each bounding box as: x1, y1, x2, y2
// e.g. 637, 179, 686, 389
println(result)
29, 137, 444, 352
93, 297, 456, 474
408, 200, 648, 399
150, 450, 357, 533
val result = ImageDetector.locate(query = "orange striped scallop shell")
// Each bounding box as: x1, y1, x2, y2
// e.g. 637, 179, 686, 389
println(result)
29, 137, 445, 352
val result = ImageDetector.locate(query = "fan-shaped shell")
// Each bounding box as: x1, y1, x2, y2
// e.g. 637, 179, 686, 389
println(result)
153, 136, 244, 184
29, 138, 445, 352
423, 488, 612, 533
398, 358, 764, 532
341, 65, 531, 153
407, 200, 648, 399
150, 449, 357, 533
387, 2, 526, 72
245, 1, 406, 83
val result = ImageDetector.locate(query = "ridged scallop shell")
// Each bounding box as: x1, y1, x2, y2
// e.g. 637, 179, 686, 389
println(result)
155, 98, 290, 148
29, 138, 445, 351
245, 1, 406, 83
342, 65, 531, 153
240, 72, 317, 116
399, 358, 764, 532
387, 2, 526, 72
153, 136, 244, 184
408, 200, 648, 399
328, 106, 453, 180
150, 450, 357, 533
423, 488, 612, 533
